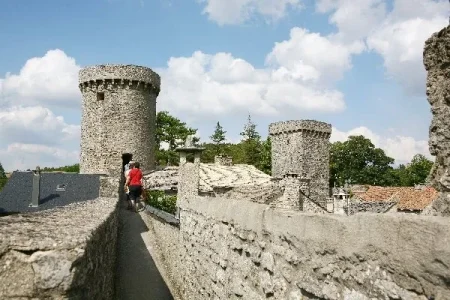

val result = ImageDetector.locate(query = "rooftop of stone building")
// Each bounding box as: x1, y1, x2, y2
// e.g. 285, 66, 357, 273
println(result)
351, 185, 439, 211
143, 164, 272, 194
0, 171, 101, 215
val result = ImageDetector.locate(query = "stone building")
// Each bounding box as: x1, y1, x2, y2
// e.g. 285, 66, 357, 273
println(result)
144, 119, 333, 213
78, 64, 160, 176
269, 120, 332, 206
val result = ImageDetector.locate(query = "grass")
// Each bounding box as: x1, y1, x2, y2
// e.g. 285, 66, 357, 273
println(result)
144, 190, 177, 215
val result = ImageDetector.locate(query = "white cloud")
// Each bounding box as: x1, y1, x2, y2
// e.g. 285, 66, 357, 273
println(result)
266, 27, 364, 85
0, 143, 79, 172
157, 50, 346, 117
0, 49, 81, 108
0, 106, 80, 146
317, 0, 449, 95
0, 50, 82, 171
366, 0, 448, 95
0, 105, 80, 171
316, 0, 387, 41
198, 0, 301, 25
331, 126, 432, 164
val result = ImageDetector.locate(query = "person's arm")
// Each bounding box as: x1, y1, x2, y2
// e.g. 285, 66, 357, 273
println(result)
125, 170, 131, 187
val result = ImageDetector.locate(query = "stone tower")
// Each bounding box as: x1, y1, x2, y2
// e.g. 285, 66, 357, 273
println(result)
78, 64, 160, 176
269, 120, 332, 204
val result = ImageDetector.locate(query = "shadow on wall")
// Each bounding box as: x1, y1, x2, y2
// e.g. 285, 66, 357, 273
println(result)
115, 203, 173, 300
64, 202, 119, 299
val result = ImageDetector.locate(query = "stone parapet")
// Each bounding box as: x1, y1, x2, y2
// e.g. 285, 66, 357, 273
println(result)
79, 78, 159, 95
268, 120, 331, 137
161, 196, 450, 300
79, 64, 160, 93
0, 197, 119, 299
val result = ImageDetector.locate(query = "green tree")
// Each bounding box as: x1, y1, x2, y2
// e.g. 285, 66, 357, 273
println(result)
257, 137, 272, 175
42, 164, 80, 173
210, 122, 227, 155
330, 135, 395, 187
0, 162, 7, 191
240, 114, 262, 166
403, 154, 434, 186
155, 111, 198, 166
0, 162, 6, 179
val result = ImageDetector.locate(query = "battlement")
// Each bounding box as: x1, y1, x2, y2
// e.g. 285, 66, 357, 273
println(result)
78, 78, 159, 95
78, 64, 161, 94
268, 120, 332, 137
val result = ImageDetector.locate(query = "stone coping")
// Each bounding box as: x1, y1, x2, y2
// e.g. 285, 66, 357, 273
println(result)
0, 197, 118, 252
79, 64, 161, 88
145, 205, 180, 227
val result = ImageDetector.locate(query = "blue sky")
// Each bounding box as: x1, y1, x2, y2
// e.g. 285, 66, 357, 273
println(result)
0, 0, 448, 171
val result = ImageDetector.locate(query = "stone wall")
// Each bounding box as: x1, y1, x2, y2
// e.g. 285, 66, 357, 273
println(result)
147, 195, 450, 300
424, 26, 450, 191
347, 200, 397, 215
79, 64, 160, 176
0, 197, 119, 299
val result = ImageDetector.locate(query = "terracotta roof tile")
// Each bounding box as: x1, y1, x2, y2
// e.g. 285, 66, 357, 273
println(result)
351, 185, 439, 211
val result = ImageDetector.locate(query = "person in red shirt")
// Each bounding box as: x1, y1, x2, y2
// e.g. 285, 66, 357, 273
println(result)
125, 161, 143, 212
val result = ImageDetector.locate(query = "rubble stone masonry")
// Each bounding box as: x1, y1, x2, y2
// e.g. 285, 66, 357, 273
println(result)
145, 196, 450, 300
423, 25, 450, 216
269, 120, 332, 205
79, 64, 160, 176
0, 198, 118, 299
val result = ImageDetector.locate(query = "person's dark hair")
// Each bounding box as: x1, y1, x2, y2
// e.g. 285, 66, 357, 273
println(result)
134, 162, 140, 169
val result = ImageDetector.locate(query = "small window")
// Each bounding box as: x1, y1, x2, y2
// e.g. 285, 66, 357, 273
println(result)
97, 92, 105, 101
56, 184, 66, 192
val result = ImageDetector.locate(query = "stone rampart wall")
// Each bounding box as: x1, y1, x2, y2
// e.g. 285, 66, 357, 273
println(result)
148, 196, 450, 300
347, 200, 397, 215
0, 197, 119, 299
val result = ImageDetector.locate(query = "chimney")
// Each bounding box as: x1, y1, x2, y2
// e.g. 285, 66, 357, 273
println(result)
30, 166, 41, 207
214, 155, 233, 166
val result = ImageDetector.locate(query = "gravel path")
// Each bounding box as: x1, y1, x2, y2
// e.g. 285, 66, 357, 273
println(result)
115, 203, 174, 300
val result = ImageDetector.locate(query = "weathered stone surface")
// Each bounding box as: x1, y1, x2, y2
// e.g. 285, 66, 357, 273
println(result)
148, 196, 450, 300
347, 200, 397, 215
144, 164, 281, 203
269, 120, 332, 207
424, 26, 450, 192
214, 155, 233, 166
0, 198, 118, 299
79, 64, 160, 177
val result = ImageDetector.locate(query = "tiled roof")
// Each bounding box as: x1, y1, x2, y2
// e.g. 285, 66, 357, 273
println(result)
351, 185, 439, 211
0, 172, 101, 214
395, 187, 439, 211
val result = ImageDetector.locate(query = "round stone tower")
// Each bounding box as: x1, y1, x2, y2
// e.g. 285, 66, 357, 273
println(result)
78, 64, 160, 176
269, 120, 332, 203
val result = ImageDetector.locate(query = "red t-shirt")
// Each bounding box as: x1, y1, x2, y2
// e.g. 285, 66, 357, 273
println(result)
128, 168, 143, 186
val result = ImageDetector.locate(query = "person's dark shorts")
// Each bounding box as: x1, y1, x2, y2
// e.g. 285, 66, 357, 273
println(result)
128, 185, 142, 201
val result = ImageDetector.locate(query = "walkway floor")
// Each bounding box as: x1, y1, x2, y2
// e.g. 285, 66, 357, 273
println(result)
115, 202, 174, 300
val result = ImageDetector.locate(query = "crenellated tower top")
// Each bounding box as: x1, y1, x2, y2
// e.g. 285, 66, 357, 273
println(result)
269, 120, 331, 138
78, 64, 161, 95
